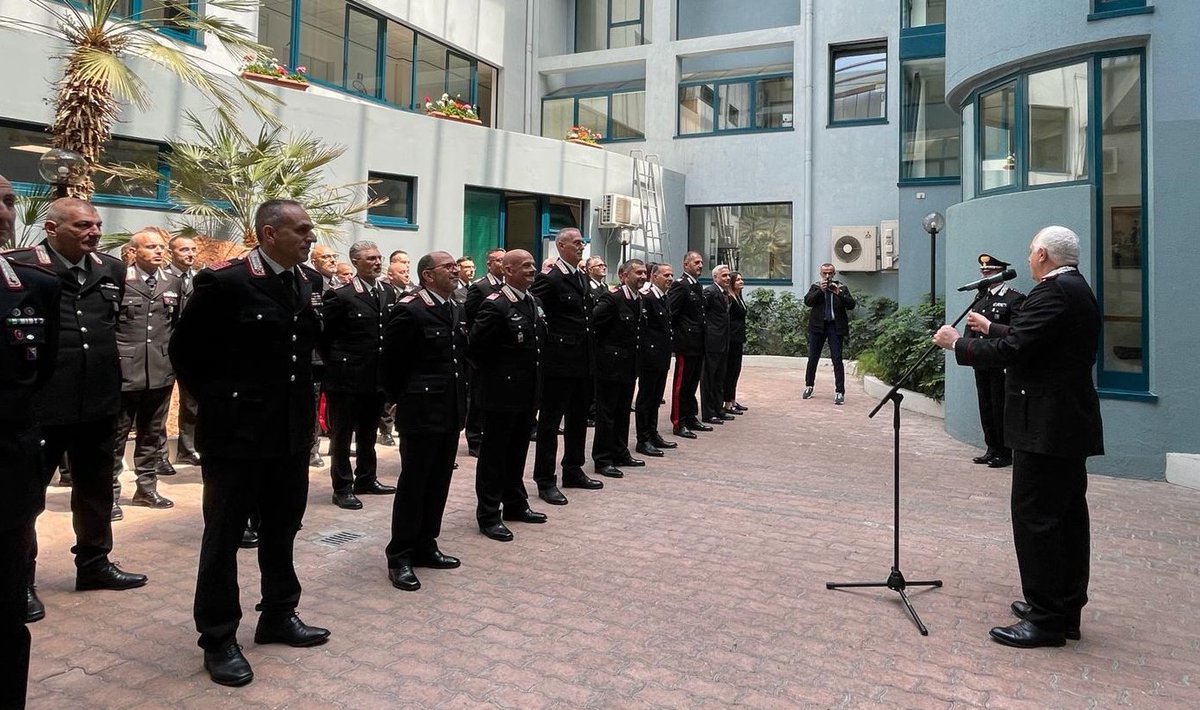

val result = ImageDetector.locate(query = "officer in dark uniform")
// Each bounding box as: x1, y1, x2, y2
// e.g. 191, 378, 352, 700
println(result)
111, 228, 181, 514
634, 262, 678, 458
170, 199, 330, 687
700, 265, 734, 424
166, 234, 201, 466
7, 198, 149, 600
470, 249, 548, 542
530, 228, 602, 505
966, 253, 1026, 468
667, 250, 711, 438
383, 251, 467, 591
591, 259, 647, 478
320, 240, 397, 510
462, 247, 505, 457
0, 173, 61, 710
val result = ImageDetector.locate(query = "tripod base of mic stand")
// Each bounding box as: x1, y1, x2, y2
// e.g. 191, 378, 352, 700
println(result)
827, 568, 943, 635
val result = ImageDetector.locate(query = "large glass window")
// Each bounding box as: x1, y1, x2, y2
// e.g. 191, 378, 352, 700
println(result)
679, 75, 793, 136
384, 22, 415, 108
902, 0, 946, 28
830, 43, 887, 124
978, 82, 1016, 191
687, 203, 793, 283
258, 0, 294, 63
106, 1, 198, 40
1093, 0, 1147, 13
576, 0, 647, 52
1027, 62, 1089, 186
900, 57, 959, 180
541, 86, 646, 142
298, 0, 345, 87
345, 8, 381, 97
367, 173, 416, 227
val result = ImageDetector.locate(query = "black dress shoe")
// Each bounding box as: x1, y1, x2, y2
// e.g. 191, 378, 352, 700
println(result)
110, 504, 124, 521
718, 413, 736, 420
26, 586, 45, 623
76, 562, 148, 591
596, 465, 624, 478
467, 447, 480, 458
988, 456, 1013, 468
673, 427, 697, 439
353, 479, 396, 495
309, 452, 325, 467
131, 491, 174, 509
972, 454, 994, 464
479, 522, 514, 542
724, 408, 743, 416
562, 473, 603, 490
204, 643, 253, 687
635, 442, 664, 457
175, 452, 201, 466
1010, 600, 1080, 640
687, 420, 714, 432
155, 461, 177, 476
538, 486, 568, 505
616, 457, 645, 467
503, 507, 548, 524
650, 435, 677, 449
331, 491, 363, 510
703, 417, 726, 425
988, 619, 1065, 648
240, 527, 260, 549
388, 566, 421, 591
254, 613, 330, 647
377, 432, 395, 446
413, 550, 461, 569
733, 403, 748, 411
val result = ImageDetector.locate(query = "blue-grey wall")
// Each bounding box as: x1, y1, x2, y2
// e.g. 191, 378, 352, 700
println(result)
898, 183, 959, 306
676, 0, 801, 40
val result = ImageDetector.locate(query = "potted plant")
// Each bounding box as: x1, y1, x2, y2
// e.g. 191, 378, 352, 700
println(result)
240, 54, 309, 90
423, 93, 482, 124
566, 125, 603, 148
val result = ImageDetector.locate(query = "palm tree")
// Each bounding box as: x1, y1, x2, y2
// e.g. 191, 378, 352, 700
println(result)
0, 1, 277, 196
103, 112, 385, 248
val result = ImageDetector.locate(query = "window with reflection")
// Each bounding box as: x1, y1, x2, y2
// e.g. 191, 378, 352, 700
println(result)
541, 84, 646, 142
979, 82, 1016, 191
368, 173, 416, 227
1027, 62, 1089, 186
900, 57, 959, 180
576, 0, 646, 52
345, 8, 381, 97
679, 75, 792, 136
299, 0, 345, 87
902, 0, 946, 28
258, 0, 293, 62
830, 43, 887, 124
687, 203, 793, 283
384, 22, 415, 108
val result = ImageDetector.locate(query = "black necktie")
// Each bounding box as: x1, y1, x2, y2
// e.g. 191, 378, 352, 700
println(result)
71, 266, 87, 285
146, 275, 157, 291
281, 270, 298, 304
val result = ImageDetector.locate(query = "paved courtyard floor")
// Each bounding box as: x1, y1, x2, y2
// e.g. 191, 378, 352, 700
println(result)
26, 359, 1200, 708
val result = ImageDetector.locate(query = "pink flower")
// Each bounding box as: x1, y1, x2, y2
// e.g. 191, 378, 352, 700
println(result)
296, 66, 307, 73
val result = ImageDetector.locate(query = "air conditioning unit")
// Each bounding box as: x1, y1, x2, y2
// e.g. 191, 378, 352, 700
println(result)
600, 194, 641, 227
879, 219, 899, 270
831, 226, 878, 272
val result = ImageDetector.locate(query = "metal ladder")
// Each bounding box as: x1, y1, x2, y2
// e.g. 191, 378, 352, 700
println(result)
629, 149, 667, 264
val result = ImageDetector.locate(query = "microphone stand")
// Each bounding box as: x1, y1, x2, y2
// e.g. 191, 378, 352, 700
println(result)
826, 288, 990, 635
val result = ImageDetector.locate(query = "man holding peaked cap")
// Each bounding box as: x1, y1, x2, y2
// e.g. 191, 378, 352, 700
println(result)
966, 253, 1025, 468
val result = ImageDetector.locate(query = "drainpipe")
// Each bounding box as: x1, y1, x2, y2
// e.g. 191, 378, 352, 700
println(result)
525, 0, 535, 134
802, 0, 815, 288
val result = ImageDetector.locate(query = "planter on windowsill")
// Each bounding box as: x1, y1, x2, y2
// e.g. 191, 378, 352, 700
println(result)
240, 71, 309, 91
427, 111, 482, 125
566, 138, 602, 149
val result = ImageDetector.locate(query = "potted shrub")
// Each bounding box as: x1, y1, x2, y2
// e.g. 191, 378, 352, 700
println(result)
423, 93, 482, 124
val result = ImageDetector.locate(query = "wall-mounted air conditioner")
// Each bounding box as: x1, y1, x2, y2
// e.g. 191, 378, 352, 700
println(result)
831, 226, 878, 272
600, 194, 641, 227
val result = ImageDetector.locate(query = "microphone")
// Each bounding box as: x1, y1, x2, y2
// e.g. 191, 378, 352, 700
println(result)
956, 268, 1017, 292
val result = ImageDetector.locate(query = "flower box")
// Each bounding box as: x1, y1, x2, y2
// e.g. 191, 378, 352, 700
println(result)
240, 71, 309, 91
427, 111, 483, 125
566, 138, 602, 149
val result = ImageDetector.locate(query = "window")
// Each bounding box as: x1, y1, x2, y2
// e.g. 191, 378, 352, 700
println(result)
830, 42, 887, 124
576, 0, 648, 52
902, 0, 946, 28
367, 173, 416, 228
900, 58, 959, 181
62, 1, 199, 41
978, 82, 1016, 191
1092, 0, 1148, 15
678, 75, 793, 136
541, 83, 646, 142
687, 203, 793, 283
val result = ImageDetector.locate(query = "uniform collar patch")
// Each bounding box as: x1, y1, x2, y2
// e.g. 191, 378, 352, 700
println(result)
247, 249, 267, 278
34, 245, 52, 266
418, 289, 435, 306
556, 258, 572, 275
90, 252, 103, 265
1, 257, 23, 290
501, 284, 521, 302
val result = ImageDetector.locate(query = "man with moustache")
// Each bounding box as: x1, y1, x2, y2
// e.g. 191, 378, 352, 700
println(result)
171, 199, 330, 687
111, 227, 181, 515
383, 251, 467, 591
700, 264, 734, 425
470, 249, 548, 542
320, 241, 397, 510
634, 262, 677, 458
591, 259, 648, 478
7, 198, 149, 601
462, 247, 506, 457
0, 174, 61, 708
530, 228, 603, 505
165, 234, 202, 466
667, 251, 711, 438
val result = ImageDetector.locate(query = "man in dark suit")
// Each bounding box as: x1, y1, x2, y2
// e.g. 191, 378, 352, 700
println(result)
451, 256, 475, 304
383, 251, 468, 590
8, 198, 149, 599
634, 262, 677, 458
111, 227, 181, 514
171, 199, 330, 687
470, 249, 548, 542
935, 225, 1103, 649
462, 247, 506, 457
165, 234, 201, 466
700, 265, 733, 425
320, 240, 397, 510
965, 253, 1025, 468
802, 262, 856, 405
667, 251, 711, 438
0, 174, 61, 708
591, 259, 647, 478
531, 228, 602, 505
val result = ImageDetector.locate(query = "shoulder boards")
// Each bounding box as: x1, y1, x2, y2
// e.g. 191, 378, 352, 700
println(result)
486, 292, 501, 301
400, 295, 416, 303
247, 249, 267, 277
541, 262, 554, 274
90, 252, 104, 265
34, 245, 52, 265
418, 290, 435, 306
208, 258, 238, 271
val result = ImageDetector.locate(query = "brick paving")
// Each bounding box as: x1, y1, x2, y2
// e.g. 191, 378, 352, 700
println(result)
25, 359, 1200, 708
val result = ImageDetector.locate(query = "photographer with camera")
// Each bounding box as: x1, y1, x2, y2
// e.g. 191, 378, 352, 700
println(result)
802, 263, 856, 405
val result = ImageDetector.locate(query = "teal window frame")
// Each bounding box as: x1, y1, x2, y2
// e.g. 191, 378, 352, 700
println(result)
575, 0, 646, 52
897, 9, 955, 186
829, 41, 889, 127
366, 172, 417, 229
57, 0, 201, 44
677, 73, 794, 137
540, 87, 646, 143
1089, 0, 1152, 21
901, 0, 947, 30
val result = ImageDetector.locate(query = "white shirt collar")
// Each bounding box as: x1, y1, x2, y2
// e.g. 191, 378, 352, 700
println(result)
257, 248, 293, 277
621, 284, 639, 300
1041, 265, 1077, 281
682, 273, 698, 285
557, 257, 579, 274
48, 245, 88, 271
135, 264, 161, 283
507, 285, 528, 300
356, 275, 379, 291
650, 283, 665, 298
426, 288, 448, 305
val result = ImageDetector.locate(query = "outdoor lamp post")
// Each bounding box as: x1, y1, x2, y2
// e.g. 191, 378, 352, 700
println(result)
921, 211, 945, 306
38, 147, 86, 198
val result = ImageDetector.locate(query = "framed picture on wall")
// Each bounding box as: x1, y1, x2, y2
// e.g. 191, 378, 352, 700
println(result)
1110, 206, 1141, 269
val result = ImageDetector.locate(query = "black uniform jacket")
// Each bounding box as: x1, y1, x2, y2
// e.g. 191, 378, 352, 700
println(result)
667, 273, 705, 356
964, 284, 1025, 370
531, 258, 593, 378
117, 267, 181, 391
954, 269, 1104, 459
592, 285, 642, 384
169, 249, 323, 459
383, 288, 467, 436
9, 241, 124, 425
320, 277, 395, 394
463, 273, 503, 329
638, 285, 673, 372
702, 284, 730, 354
468, 284, 545, 413
729, 294, 747, 345
803, 280, 857, 335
